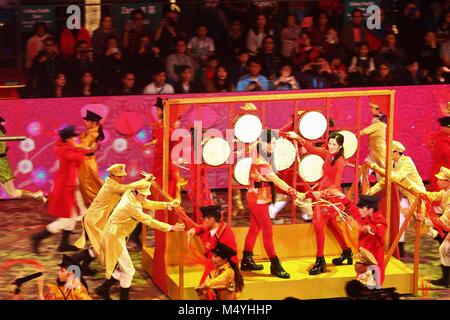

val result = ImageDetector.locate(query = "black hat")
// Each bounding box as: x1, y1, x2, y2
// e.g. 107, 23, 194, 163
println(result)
438, 116, 450, 128
58, 254, 79, 268
357, 195, 379, 209
211, 242, 236, 260
200, 205, 222, 221
58, 125, 79, 140
83, 110, 103, 122
155, 97, 164, 110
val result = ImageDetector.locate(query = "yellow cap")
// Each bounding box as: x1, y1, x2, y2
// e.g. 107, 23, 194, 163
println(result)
240, 103, 257, 111
369, 102, 380, 110
392, 140, 406, 153
356, 247, 378, 265
107, 164, 127, 177
133, 180, 152, 196
435, 166, 450, 181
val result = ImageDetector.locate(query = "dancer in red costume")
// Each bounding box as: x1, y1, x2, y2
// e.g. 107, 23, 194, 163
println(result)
31, 125, 89, 255
187, 205, 237, 284
428, 116, 450, 191
287, 131, 352, 275
241, 129, 305, 279
327, 189, 387, 284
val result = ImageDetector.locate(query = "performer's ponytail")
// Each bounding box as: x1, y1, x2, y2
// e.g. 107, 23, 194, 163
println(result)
329, 132, 344, 166
229, 260, 244, 293
96, 122, 105, 142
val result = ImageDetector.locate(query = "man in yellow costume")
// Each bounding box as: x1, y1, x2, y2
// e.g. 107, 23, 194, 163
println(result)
71, 164, 150, 275
360, 103, 387, 170
366, 140, 425, 256
420, 167, 450, 288
96, 180, 184, 300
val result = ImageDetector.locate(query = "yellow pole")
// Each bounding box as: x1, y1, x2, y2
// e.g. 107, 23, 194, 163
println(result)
413, 202, 422, 295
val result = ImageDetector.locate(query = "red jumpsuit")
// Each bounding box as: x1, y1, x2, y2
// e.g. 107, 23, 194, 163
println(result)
48, 141, 88, 218
341, 197, 387, 284
303, 141, 349, 257
429, 130, 450, 191
195, 221, 238, 283
243, 157, 278, 259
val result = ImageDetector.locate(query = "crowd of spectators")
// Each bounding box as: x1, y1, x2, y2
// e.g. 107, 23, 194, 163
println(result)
20, 1, 450, 98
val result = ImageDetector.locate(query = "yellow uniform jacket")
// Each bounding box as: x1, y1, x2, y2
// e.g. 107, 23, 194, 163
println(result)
45, 282, 91, 300
202, 263, 236, 300
369, 156, 426, 204
424, 189, 450, 228
100, 190, 172, 279
77, 127, 104, 205
74, 177, 145, 252
360, 119, 387, 169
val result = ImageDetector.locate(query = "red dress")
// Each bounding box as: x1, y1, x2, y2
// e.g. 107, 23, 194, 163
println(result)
48, 141, 88, 218
195, 221, 238, 283
303, 141, 348, 257
429, 130, 450, 191
342, 197, 387, 284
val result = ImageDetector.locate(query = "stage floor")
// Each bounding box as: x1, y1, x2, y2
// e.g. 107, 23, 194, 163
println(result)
0, 196, 449, 300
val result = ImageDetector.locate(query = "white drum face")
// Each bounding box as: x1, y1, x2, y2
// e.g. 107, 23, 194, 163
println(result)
298, 154, 324, 182
298, 111, 327, 140
233, 157, 253, 186
273, 137, 296, 171
338, 130, 358, 159
234, 114, 262, 143
202, 137, 231, 166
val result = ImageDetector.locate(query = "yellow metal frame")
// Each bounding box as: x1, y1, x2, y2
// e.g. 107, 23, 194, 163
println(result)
158, 89, 396, 299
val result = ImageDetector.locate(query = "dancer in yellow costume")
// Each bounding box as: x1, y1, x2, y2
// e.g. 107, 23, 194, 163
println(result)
96, 180, 184, 300
360, 103, 387, 170
76, 110, 105, 206
71, 164, 150, 275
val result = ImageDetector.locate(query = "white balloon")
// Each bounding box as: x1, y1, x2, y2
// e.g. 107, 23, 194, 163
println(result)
19, 138, 35, 153
18, 159, 33, 174
113, 138, 128, 153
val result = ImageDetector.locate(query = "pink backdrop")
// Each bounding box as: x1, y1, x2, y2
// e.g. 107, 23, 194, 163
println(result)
0, 85, 448, 198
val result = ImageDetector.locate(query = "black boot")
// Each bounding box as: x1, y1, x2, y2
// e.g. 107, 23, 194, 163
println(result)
95, 278, 119, 300
130, 223, 142, 248
398, 242, 405, 258
270, 257, 290, 279
57, 230, 79, 252
240, 251, 264, 271
120, 287, 130, 300
70, 249, 97, 276
332, 248, 353, 265
31, 229, 52, 255
309, 256, 327, 275
430, 265, 450, 288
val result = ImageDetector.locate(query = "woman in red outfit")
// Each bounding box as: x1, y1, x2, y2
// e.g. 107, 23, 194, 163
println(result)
288, 131, 352, 275
241, 129, 305, 279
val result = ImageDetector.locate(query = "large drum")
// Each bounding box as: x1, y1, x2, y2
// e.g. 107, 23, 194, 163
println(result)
338, 130, 358, 159
234, 114, 262, 143
233, 157, 253, 186
273, 137, 296, 171
298, 111, 327, 140
202, 137, 231, 166
298, 154, 324, 183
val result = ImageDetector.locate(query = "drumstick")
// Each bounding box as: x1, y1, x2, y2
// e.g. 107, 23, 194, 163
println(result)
0, 136, 27, 142
173, 163, 190, 171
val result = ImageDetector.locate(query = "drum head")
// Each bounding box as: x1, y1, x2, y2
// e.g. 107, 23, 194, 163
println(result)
233, 157, 253, 186
202, 137, 231, 166
298, 154, 324, 182
298, 111, 327, 140
273, 137, 296, 171
338, 130, 358, 159
234, 114, 262, 143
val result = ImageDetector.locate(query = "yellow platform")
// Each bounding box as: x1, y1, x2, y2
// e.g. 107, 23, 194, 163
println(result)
142, 223, 414, 300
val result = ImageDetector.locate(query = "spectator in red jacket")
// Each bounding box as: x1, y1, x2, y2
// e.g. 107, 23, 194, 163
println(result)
59, 27, 91, 59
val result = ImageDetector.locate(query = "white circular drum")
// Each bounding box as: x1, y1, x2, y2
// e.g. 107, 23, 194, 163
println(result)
233, 157, 253, 186
298, 154, 324, 183
234, 114, 262, 143
202, 137, 231, 166
338, 130, 358, 159
273, 137, 296, 171
298, 111, 327, 140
